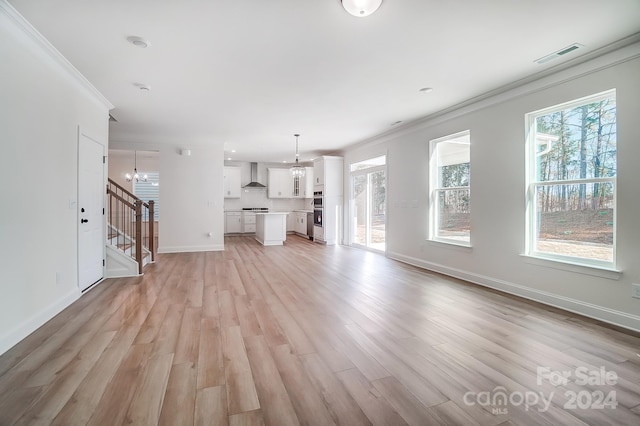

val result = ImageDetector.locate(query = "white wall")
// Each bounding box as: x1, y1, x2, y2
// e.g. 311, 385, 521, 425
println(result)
109, 142, 225, 253
0, 3, 111, 354
343, 43, 640, 331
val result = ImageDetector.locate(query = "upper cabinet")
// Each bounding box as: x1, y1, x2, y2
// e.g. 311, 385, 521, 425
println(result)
313, 161, 324, 186
269, 166, 314, 199
313, 156, 343, 197
223, 166, 241, 198
293, 167, 314, 198
268, 168, 294, 198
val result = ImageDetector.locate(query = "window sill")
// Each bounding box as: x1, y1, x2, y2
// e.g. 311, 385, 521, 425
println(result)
520, 254, 621, 280
426, 239, 472, 252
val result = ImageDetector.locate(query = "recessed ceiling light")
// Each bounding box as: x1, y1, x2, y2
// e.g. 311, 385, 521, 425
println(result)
231, 150, 236, 153
282, 161, 287, 163
227, 157, 232, 161
127, 36, 150, 48
391, 120, 403, 126
419, 87, 433, 94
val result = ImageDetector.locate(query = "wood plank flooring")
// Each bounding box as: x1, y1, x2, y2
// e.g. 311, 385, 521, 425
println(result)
1, 236, 639, 425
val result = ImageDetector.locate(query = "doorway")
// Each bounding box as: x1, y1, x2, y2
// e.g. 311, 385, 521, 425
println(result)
350, 155, 386, 252
78, 130, 105, 291
107, 149, 160, 251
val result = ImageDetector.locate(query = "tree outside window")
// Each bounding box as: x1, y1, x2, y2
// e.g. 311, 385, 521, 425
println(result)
429, 131, 471, 245
526, 90, 616, 267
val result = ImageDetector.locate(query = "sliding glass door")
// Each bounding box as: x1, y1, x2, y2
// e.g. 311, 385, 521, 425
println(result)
350, 156, 386, 251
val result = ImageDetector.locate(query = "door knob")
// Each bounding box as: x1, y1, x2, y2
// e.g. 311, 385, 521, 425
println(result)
81, 219, 88, 223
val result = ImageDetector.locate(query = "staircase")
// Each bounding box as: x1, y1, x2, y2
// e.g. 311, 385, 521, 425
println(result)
106, 178, 156, 276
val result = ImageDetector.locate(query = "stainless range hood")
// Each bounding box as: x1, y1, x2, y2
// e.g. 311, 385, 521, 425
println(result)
243, 162, 267, 188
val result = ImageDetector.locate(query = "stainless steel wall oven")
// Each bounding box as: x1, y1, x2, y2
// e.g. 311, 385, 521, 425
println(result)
313, 191, 323, 209
313, 191, 323, 227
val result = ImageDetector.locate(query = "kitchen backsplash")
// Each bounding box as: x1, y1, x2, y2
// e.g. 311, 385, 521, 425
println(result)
223, 189, 313, 211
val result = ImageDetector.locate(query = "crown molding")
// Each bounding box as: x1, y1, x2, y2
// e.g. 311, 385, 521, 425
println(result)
347, 33, 640, 153
0, 0, 113, 110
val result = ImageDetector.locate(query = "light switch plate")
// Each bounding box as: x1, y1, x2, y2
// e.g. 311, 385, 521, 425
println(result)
632, 283, 640, 299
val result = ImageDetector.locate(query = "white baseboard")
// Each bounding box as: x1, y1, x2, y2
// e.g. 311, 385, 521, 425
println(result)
387, 251, 640, 333
0, 288, 81, 356
158, 244, 224, 254
104, 272, 143, 279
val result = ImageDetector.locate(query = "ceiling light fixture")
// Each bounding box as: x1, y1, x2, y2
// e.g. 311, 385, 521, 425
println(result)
290, 134, 306, 178
342, 0, 382, 17
127, 36, 150, 48
126, 151, 147, 182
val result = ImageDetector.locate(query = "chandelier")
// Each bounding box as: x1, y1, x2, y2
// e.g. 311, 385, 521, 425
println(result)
125, 151, 147, 182
290, 134, 305, 178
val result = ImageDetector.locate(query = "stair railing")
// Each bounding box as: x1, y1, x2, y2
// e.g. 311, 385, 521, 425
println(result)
106, 178, 155, 274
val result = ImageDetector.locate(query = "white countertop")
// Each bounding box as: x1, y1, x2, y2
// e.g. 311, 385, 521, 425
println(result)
255, 211, 290, 215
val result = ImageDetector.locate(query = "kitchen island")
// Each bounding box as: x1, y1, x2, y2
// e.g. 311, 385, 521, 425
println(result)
255, 212, 289, 246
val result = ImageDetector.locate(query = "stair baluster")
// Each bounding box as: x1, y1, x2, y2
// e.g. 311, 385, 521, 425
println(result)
106, 178, 155, 274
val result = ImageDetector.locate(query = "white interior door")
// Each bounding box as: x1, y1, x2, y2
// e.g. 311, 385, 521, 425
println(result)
78, 131, 104, 291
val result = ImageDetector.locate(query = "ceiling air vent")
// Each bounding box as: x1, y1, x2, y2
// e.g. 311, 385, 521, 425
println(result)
535, 43, 583, 64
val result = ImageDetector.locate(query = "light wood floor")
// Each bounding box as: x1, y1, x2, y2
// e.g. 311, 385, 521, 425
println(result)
1, 236, 639, 425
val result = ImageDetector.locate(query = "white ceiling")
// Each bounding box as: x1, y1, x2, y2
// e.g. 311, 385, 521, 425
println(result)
9, 0, 640, 163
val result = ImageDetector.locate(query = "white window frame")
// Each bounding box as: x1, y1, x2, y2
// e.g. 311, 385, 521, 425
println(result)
133, 171, 160, 222
349, 155, 387, 251
525, 90, 617, 270
429, 130, 471, 247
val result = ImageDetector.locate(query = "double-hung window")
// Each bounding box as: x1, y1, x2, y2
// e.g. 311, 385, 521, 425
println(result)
525, 90, 616, 268
429, 130, 471, 246
133, 171, 160, 221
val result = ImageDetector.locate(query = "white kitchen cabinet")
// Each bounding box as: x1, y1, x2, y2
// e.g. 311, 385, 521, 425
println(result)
313, 160, 324, 186
313, 156, 343, 196
269, 167, 313, 199
294, 211, 307, 235
313, 156, 343, 245
314, 225, 324, 242
225, 211, 242, 233
242, 212, 256, 233
223, 166, 241, 198
255, 213, 288, 246
293, 167, 314, 198
286, 212, 296, 233
268, 168, 294, 198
